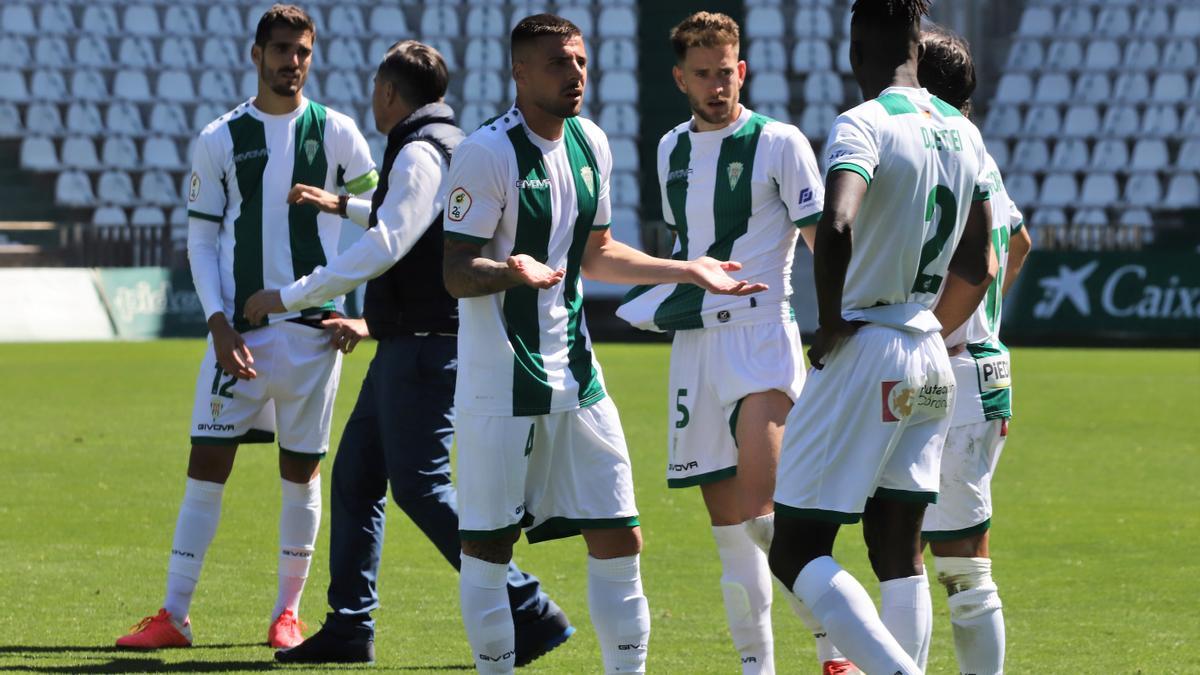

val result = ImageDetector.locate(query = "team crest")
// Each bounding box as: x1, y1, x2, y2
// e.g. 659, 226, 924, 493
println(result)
726, 162, 744, 190
210, 398, 223, 421
303, 139, 319, 165
580, 166, 595, 196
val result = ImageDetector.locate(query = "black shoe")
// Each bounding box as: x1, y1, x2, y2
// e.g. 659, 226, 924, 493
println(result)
274, 621, 375, 664
514, 605, 574, 668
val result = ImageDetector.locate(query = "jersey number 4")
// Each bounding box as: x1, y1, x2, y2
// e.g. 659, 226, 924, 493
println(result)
911, 185, 957, 296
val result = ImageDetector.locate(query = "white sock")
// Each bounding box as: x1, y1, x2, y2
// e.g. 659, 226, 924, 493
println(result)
936, 556, 1005, 675
777, 579, 849, 664
713, 523, 774, 675
460, 555, 515, 674
879, 572, 933, 669
164, 478, 224, 619
273, 475, 320, 620
588, 555, 651, 674
793, 556, 920, 675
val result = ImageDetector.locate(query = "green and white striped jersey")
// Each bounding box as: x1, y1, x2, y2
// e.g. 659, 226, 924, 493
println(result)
825, 86, 991, 332
948, 152, 1025, 425
187, 97, 378, 331
617, 107, 824, 331
444, 107, 611, 417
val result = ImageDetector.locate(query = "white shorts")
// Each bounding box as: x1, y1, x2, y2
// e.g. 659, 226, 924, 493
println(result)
922, 418, 1007, 539
456, 396, 639, 544
189, 321, 342, 456
774, 325, 955, 523
666, 321, 805, 487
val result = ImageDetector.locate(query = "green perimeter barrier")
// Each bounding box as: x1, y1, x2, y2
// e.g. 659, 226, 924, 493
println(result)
93, 268, 208, 339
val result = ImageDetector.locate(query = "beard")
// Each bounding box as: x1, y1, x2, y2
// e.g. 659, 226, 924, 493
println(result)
535, 88, 584, 120
688, 92, 737, 126
264, 64, 305, 97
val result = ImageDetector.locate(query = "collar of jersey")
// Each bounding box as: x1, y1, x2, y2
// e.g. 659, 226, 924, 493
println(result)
246, 96, 309, 121
877, 86, 930, 100
687, 104, 751, 142
506, 104, 567, 150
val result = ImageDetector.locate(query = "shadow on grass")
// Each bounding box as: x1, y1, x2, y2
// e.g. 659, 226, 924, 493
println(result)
0, 658, 275, 673
0, 644, 262, 654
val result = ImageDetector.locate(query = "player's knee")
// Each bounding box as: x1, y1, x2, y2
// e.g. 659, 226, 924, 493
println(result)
929, 532, 988, 559
462, 535, 517, 565
934, 556, 1001, 621
187, 444, 237, 483
279, 453, 321, 483
583, 526, 642, 559
766, 542, 802, 589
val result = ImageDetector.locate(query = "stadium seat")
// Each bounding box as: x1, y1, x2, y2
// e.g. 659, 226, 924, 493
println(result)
54, 170, 95, 207
159, 38, 198, 70
610, 138, 638, 172
458, 104, 493, 134
1005, 40, 1044, 73
66, 102, 103, 136
985, 139, 1009, 170
205, 5, 244, 37
1162, 40, 1199, 71
368, 7, 410, 36
158, 70, 195, 103
1122, 41, 1159, 71
465, 5, 509, 37
794, 8, 834, 38
557, 5, 594, 36
92, 206, 128, 227
835, 38, 853, 74
610, 208, 641, 254
123, 5, 161, 36
1072, 73, 1111, 105
1012, 139, 1050, 172
31, 70, 68, 102
428, 38, 459, 72
1030, 207, 1066, 228
1056, 7, 1093, 37
1123, 172, 1162, 206
1089, 139, 1128, 170
801, 105, 838, 143
1176, 140, 1200, 171
22, 102, 59, 136
1164, 174, 1200, 207
1005, 173, 1039, 207
599, 39, 637, 71
599, 104, 638, 137
508, 4, 543, 31
0, 4, 36, 35
420, 7, 459, 38
1083, 41, 1119, 71
197, 71, 235, 102
1039, 174, 1079, 207
0, 70, 29, 102
1119, 209, 1152, 228
326, 39, 364, 69
114, 69, 152, 103
1133, 8, 1170, 37
328, 6, 365, 37
1079, 173, 1118, 208
201, 38, 238, 69
1046, 41, 1083, 72
117, 37, 155, 68
189, 102, 224, 134
170, 207, 188, 228
164, 5, 200, 35
61, 136, 101, 171
71, 70, 108, 102
463, 71, 504, 104
1017, 7, 1055, 37
792, 40, 832, 72
599, 71, 638, 104
149, 103, 188, 137
1130, 139, 1169, 172
1101, 106, 1140, 137
803, 72, 843, 104
1141, 106, 1179, 138
612, 171, 639, 208
1112, 73, 1150, 102
23, 136, 59, 170
80, 5, 119, 36
749, 40, 786, 73
1094, 7, 1132, 36
1151, 74, 1188, 104
1174, 8, 1200, 38
1071, 208, 1108, 228
131, 207, 166, 227
101, 136, 139, 170
464, 39, 502, 70
1062, 105, 1101, 138
324, 72, 362, 102
106, 102, 145, 136
598, 7, 636, 38
139, 171, 178, 207
745, 7, 784, 39
34, 38, 68, 69
0, 36, 30, 68
1034, 73, 1072, 104
1053, 138, 1090, 172
994, 74, 1032, 104
750, 72, 788, 105
983, 106, 1021, 138
1021, 105, 1061, 138
143, 136, 182, 170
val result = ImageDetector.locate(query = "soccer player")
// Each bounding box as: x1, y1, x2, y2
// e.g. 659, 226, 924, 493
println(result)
115, 5, 378, 650
443, 14, 766, 674
615, 12, 836, 675
241, 40, 573, 666
768, 1, 998, 673
919, 28, 1032, 675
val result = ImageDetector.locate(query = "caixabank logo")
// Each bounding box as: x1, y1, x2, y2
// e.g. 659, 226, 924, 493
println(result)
1033, 260, 1200, 320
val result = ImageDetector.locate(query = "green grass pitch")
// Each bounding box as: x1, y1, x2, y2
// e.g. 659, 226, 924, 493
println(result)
0, 341, 1197, 673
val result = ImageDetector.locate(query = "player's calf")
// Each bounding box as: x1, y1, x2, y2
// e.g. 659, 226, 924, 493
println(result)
933, 554, 1005, 675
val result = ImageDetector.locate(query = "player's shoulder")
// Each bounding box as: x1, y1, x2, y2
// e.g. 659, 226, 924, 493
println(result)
197, 99, 253, 142
657, 119, 691, 154
755, 111, 808, 145
461, 108, 522, 150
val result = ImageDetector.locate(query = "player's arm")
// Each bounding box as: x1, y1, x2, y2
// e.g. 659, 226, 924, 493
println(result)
935, 199, 998, 338
775, 126, 825, 253
581, 228, 766, 295
807, 169, 868, 368
442, 239, 564, 298
1003, 219, 1032, 297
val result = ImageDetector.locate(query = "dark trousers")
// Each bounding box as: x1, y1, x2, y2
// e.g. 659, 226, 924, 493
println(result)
325, 335, 549, 635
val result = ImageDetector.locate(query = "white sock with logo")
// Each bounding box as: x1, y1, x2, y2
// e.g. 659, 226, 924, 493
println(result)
164, 478, 224, 620
879, 572, 933, 669
793, 556, 920, 675
713, 523, 774, 674
588, 554, 650, 674
273, 475, 320, 620
460, 554, 515, 674
936, 556, 1005, 675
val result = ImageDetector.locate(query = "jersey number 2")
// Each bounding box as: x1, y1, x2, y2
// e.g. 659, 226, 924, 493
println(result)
911, 185, 958, 295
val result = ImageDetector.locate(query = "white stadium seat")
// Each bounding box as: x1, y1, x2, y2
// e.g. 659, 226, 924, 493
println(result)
1177, 140, 1200, 171
1031, 208, 1067, 229
1120, 209, 1152, 229
1089, 139, 1128, 170
1133, 8, 1170, 37
599, 104, 638, 137
1094, 7, 1131, 36
106, 102, 145, 136
0, 36, 31, 68
1123, 172, 1162, 206
93, 206, 128, 227
164, 5, 200, 35
149, 103, 188, 137
170, 207, 188, 228
745, 8, 784, 39
463, 71, 504, 104
70, 70, 108, 102
599, 71, 638, 104
1052, 138, 1089, 172
1083, 41, 1119, 71
465, 39, 503, 70
1174, 8, 1200, 38
37, 37, 70, 67
241, 70, 259, 99
0, 70, 29, 102
1072, 73, 1111, 105
801, 105, 838, 142
101, 136, 139, 170
131, 207, 166, 227
983, 106, 1021, 138
1017, 8, 1055, 37
1130, 139, 1169, 172
202, 38, 239, 69
836, 38, 852, 74
1071, 208, 1107, 229
158, 37, 198, 70
0, 4, 36, 35
1101, 105, 1139, 137
1005, 40, 1043, 73
113, 69, 152, 102
1122, 41, 1159, 71
612, 171, 639, 208
198, 71, 235, 102
30, 70, 68, 102
327, 39, 366, 69
66, 102, 104, 136
1063, 105, 1100, 138
792, 40, 832, 73
994, 74, 1032, 104
557, 5, 594, 36
1151, 73, 1188, 104
205, 5, 244, 38
597, 7, 636, 38
1078, 173, 1118, 208
1005, 173, 1039, 207
1141, 106, 1179, 138
1112, 73, 1150, 103
157, 71, 197, 103
1046, 41, 1082, 72
74, 35, 112, 68
1039, 174, 1078, 208
191, 103, 227, 134
758, 104, 790, 124
81, 6, 120, 36
61, 136, 101, 171
1012, 139, 1050, 173
749, 40, 786, 73
55, 171, 96, 207
793, 8, 834, 38
328, 6, 366, 37
465, 5, 507, 37
23, 103, 61, 136
117, 37, 155, 68
1162, 40, 1199, 72
427, 38, 458, 72
804, 72, 843, 104
139, 171, 179, 207
1164, 174, 1200, 207
324, 71, 363, 101
985, 139, 1009, 171
369, 7, 410, 36
123, 5, 161, 36
599, 39, 637, 71
420, 7, 460, 38
610, 137, 638, 172
1033, 73, 1071, 104
1021, 105, 1061, 138
1056, 7, 1093, 37
458, 104, 494, 133
143, 136, 183, 170
750, 72, 788, 105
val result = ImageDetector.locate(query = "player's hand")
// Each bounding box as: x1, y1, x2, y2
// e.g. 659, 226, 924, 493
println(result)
507, 254, 565, 289
807, 318, 866, 370
321, 317, 370, 354
209, 314, 256, 380
243, 289, 285, 326
287, 184, 340, 214
687, 257, 769, 296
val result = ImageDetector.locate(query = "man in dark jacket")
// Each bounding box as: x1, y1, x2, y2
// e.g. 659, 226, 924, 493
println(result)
245, 40, 572, 666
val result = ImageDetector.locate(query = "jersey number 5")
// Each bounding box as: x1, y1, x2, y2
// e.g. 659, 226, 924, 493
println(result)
675, 388, 690, 429
911, 185, 958, 296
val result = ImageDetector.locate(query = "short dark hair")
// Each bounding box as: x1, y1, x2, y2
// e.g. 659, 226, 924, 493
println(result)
378, 40, 449, 107
670, 12, 740, 62
850, 0, 931, 29
511, 13, 582, 56
254, 4, 316, 48
919, 27, 976, 117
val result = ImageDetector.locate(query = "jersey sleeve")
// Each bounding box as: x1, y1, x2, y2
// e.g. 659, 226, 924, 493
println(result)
332, 115, 378, 197
773, 125, 825, 227
824, 110, 879, 186
1008, 197, 1025, 234
971, 128, 992, 202
186, 131, 226, 223
443, 138, 507, 244
591, 124, 613, 229
657, 132, 676, 228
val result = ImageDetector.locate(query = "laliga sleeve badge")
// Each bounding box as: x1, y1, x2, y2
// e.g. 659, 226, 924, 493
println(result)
189, 173, 201, 202
447, 187, 471, 222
